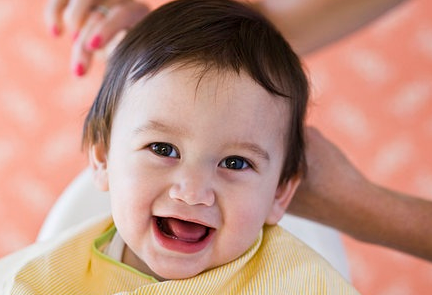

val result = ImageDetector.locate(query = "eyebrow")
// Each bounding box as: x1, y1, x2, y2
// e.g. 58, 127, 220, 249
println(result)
231, 142, 270, 161
134, 120, 188, 137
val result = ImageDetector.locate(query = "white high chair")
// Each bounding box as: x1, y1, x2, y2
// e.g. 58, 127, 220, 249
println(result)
38, 168, 351, 281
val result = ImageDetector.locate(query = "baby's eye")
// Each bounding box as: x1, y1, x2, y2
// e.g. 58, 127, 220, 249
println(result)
149, 143, 179, 158
220, 156, 250, 170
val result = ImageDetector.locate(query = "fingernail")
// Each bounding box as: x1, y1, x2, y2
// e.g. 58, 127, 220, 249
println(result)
72, 31, 80, 42
51, 25, 60, 37
74, 63, 85, 77
88, 35, 102, 49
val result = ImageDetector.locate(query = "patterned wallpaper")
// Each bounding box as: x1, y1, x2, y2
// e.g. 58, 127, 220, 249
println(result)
0, 0, 431, 294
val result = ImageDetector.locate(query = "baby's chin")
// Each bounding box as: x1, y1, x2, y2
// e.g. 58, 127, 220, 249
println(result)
145, 260, 210, 281
144, 249, 249, 281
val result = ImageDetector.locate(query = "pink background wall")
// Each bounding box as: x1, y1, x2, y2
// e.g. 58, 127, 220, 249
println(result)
0, 0, 431, 293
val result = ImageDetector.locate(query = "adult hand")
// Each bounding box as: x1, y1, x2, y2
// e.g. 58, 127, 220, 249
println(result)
288, 127, 367, 225
290, 127, 432, 261
44, 0, 149, 76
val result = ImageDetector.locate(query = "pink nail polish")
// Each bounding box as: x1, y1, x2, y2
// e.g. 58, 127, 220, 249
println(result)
72, 31, 80, 42
74, 63, 85, 77
89, 35, 102, 49
51, 25, 60, 37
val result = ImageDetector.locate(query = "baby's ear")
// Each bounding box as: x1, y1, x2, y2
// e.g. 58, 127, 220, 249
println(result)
89, 143, 109, 191
265, 175, 301, 225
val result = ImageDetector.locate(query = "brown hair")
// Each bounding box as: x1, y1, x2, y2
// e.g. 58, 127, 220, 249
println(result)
83, 0, 309, 182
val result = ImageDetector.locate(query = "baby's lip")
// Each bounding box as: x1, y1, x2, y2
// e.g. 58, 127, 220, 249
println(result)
160, 214, 214, 227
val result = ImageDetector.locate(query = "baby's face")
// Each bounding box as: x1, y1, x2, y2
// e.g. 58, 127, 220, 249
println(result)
91, 65, 298, 280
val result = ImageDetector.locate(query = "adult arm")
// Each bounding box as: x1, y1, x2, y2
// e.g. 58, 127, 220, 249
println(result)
289, 127, 432, 261
44, 0, 407, 76
253, 0, 407, 54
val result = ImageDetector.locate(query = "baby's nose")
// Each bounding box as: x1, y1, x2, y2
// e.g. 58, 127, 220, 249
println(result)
168, 171, 215, 206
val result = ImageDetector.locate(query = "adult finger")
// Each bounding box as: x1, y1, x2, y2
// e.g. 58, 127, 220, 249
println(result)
84, 2, 149, 52
70, 8, 105, 76
44, 0, 70, 36
71, 1, 149, 76
62, 0, 102, 38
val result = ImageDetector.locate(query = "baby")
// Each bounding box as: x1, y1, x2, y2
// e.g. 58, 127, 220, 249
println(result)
0, 0, 358, 293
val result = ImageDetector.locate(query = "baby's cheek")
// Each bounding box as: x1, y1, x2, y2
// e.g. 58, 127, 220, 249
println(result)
225, 207, 264, 242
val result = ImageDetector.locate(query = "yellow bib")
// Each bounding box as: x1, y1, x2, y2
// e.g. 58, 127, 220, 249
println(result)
9, 217, 358, 294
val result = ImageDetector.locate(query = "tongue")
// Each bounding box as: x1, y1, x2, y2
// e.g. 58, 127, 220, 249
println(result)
166, 218, 208, 242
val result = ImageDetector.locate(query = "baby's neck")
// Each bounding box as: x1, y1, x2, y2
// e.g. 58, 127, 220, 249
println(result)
122, 245, 166, 281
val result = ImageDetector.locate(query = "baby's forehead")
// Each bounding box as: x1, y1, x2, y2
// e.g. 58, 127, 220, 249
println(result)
122, 64, 290, 118
128, 62, 291, 101
119, 64, 292, 137
116, 64, 290, 146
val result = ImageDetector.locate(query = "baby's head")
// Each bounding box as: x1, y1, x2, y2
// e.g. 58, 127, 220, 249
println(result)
83, 0, 309, 281
83, 0, 308, 183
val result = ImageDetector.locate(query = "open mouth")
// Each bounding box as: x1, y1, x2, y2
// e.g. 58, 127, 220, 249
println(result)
153, 216, 214, 253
